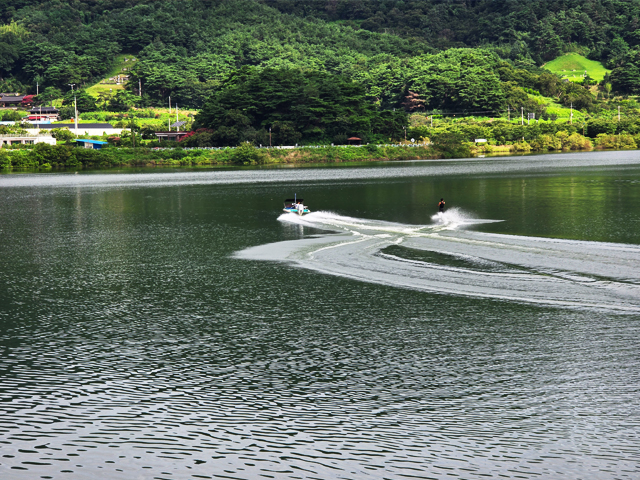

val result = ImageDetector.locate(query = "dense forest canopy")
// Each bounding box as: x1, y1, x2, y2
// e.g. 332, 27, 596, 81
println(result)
260, 0, 640, 64
1, 0, 640, 143
191, 67, 407, 145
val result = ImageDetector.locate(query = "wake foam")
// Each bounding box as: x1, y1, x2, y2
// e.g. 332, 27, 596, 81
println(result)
238, 212, 640, 313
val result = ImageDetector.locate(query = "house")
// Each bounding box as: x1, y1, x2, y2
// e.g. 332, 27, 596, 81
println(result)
28, 106, 59, 121
0, 134, 56, 147
0, 94, 25, 107
154, 131, 189, 142
74, 139, 108, 150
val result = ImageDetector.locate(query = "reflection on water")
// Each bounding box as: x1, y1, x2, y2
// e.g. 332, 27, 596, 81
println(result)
1, 153, 640, 479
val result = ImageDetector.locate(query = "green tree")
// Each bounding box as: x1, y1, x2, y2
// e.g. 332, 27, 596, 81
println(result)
35, 86, 63, 105
610, 63, 640, 94
62, 90, 97, 112
50, 128, 76, 142
108, 91, 140, 111
195, 67, 402, 145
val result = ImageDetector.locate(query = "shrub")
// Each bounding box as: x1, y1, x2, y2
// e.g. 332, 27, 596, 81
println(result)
595, 134, 637, 149
1, 110, 23, 121
512, 141, 531, 152
59, 106, 75, 120
81, 112, 107, 121
530, 134, 561, 151
30, 143, 73, 166
0, 151, 10, 168
365, 143, 379, 153
564, 133, 593, 150
51, 128, 76, 142
180, 128, 215, 147
230, 142, 267, 165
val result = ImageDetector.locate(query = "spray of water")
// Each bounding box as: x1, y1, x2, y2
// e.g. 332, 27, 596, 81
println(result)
429, 207, 486, 229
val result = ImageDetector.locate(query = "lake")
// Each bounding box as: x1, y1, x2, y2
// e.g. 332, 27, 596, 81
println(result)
1, 150, 639, 479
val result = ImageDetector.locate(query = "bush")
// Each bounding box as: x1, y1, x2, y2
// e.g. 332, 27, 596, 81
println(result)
51, 128, 76, 142
595, 134, 637, 149
512, 141, 531, 152
59, 106, 75, 120
1, 110, 23, 121
365, 143, 379, 153
530, 134, 561, 151
430, 131, 472, 158
30, 143, 73, 166
563, 133, 593, 150
333, 134, 348, 145
81, 112, 107, 121
0, 151, 10, 168
180, 128, 215, 147
132, 109, 156, 119
230, 142, 267, 165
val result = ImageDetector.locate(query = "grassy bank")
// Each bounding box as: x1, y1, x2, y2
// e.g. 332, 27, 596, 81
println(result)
0, 143, 441, 170
3, 131, 635, 171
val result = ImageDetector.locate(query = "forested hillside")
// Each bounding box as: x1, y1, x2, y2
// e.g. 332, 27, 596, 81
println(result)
2, 0, 640, 144
261, 0, 640, 65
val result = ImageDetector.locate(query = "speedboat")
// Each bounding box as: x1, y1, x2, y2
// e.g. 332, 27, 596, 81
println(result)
283, 195, 310, 215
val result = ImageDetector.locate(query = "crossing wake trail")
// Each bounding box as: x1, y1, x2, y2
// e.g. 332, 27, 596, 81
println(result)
236, 210, 640, 313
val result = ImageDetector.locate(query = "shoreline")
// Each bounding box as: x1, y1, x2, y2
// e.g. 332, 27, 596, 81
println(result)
0, 143, 615, 172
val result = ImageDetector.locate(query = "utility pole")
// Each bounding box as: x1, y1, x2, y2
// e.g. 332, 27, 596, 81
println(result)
269, 127, 272, 147
36, 82, 39, 96
138, 78, 142, 97
169, 96, 171, 114
68, 83, 75, 91
176, 104, 179, 132
74, 95, 78, 133
618, 105, 621, 121
521, 107, 523, 125
168, 119, 171, 132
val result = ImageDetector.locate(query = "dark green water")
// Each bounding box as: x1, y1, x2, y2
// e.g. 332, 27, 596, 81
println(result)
1, 150, 639, 479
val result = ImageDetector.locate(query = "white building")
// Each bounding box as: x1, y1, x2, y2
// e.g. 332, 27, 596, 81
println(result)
25, 123, 123, 136
0, 134, 56, 147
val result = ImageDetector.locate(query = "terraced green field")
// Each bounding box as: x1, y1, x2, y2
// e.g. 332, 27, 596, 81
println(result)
544, 53, 610, 82
86, 54, 137, 98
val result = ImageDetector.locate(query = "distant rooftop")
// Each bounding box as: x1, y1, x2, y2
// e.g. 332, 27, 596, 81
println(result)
75, 139, 108, 145
0, 96, 25, 102
29, 106, 59, 113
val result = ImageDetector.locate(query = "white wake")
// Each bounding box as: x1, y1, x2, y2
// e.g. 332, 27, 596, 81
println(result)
236, 211, 640, 313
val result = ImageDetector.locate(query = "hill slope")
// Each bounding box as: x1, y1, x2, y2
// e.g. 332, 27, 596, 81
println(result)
544, 54, 610, 82
0, 0, 612, 116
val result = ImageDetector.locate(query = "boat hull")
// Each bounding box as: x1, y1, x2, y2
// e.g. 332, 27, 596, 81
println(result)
283, 208, 310, 215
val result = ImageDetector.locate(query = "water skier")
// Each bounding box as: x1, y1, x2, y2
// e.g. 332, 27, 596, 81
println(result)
438, 198, 445, 213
